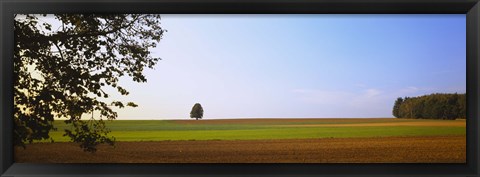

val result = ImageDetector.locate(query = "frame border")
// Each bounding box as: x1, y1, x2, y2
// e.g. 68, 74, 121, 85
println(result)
1, 0, 479, 177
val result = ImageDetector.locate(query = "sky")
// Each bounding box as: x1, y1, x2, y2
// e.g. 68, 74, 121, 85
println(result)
43, 14, 468, 119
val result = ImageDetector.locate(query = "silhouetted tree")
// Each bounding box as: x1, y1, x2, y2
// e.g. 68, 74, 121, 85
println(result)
14, 14, 165, 152
190, 103, 204, 120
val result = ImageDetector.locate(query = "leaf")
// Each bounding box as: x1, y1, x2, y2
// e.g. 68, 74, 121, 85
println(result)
126, 102, 138, 108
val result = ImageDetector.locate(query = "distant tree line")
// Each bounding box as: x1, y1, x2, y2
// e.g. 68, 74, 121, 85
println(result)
392, 93, 466, 120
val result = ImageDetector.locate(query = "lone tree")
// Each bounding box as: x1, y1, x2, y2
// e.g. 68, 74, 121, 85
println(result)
190, 103, 204, 120
14, 14, 165, 152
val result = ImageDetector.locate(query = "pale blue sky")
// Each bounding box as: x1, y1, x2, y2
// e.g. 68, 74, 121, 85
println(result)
101, 14, 466, 119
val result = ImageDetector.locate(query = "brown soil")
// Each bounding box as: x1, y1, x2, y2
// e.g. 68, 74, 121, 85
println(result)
173, 118, 394, 124
15, 136, 465, 163
172, 118, 465, 125
275, 121, 466, 127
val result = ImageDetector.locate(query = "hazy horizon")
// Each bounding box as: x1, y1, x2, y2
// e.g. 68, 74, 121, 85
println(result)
67, 117, 400, 120
45, 14, 466, 120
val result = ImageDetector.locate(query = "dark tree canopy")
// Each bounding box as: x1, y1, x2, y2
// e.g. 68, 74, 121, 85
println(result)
14, 14, 165, 152
392, 93, 466, 120
190, 103, 204, 120
392, 97, 404, 118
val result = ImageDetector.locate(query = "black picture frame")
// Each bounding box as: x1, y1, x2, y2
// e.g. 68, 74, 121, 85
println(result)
1, 0, 479, 176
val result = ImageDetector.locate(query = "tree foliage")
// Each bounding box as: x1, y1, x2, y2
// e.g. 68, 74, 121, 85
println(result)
190, 103, 204, 120
392, 93, 466, 120
392, 97, 403, 118
14, 14, 165, 152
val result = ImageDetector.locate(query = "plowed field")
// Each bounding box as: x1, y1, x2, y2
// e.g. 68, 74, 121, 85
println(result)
15, 135, 465, 163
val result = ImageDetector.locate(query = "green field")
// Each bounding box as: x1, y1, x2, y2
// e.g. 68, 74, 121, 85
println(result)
44, 118, 466, 142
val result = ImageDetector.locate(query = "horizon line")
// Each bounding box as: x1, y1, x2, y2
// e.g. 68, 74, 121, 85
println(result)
54, 117, 396, 121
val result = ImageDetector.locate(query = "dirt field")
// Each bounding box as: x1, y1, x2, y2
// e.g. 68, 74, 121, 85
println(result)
15, 135, 465, 163
172, 118, 404, 125
275, 121, 466, 127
